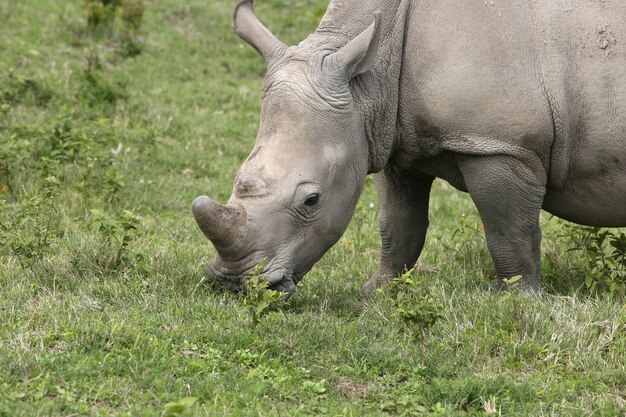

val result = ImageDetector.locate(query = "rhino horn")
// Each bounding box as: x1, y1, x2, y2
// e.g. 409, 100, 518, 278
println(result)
234, 0, 288, 63
192, 196, 246, 255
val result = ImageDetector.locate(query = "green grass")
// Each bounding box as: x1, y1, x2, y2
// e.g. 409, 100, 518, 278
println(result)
1, 0, 625, 415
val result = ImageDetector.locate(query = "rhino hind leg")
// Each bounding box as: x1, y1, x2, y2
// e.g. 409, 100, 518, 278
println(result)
361, 167, 434, 294
457, 154, 547, 292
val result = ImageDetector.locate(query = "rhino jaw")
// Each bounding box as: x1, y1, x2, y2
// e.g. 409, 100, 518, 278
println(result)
205, 258, 300, 297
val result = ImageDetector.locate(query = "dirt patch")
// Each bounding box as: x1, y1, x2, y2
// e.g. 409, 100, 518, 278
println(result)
169, 8, 201, 39
335, 376, 374, 398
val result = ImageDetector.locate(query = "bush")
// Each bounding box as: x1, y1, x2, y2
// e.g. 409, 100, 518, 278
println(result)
85, 0, 123, 34
382, 269, 444, 343
120, 0, 145, 33
241, 261, 285, 327
80, 51, 128, 107
0, 132, 31, 200
83, 0, 146, 58
566, 226, 626, 296
0, 73, 55, 107
0, 177, 61, 279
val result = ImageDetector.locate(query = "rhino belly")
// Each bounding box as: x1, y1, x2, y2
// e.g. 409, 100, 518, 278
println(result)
543, 161, 626, 227
543, 66, 626, 226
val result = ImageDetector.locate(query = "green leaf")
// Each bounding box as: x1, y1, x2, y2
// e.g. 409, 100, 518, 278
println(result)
164, 397, 197, 417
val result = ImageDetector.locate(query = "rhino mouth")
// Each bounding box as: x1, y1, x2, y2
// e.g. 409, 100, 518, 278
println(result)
206, 261, 301, 296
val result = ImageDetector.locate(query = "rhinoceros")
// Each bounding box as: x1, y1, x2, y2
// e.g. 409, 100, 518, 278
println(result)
192, 0, 626, 295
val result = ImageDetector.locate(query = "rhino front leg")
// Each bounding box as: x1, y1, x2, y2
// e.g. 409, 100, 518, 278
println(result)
361, 167, 434, 294
457, 155, 547, 291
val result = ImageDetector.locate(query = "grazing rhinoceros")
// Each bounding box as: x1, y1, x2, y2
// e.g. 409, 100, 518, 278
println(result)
193, 0, 626, 295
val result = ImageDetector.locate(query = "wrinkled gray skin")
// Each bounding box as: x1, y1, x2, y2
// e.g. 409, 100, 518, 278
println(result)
193, 0, 626, 296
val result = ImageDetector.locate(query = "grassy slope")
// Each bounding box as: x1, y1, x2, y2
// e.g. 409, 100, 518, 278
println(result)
1, 0, 625, 416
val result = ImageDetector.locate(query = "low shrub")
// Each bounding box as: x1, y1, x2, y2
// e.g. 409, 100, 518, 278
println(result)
0, 177, 61, 279
241, 261, 285, 328
382, 269, 444, 343
566, 225, 626, 296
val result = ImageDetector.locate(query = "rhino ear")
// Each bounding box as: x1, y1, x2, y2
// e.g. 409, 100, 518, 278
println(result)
326, 12, 381, 79
234, 0, 288, 63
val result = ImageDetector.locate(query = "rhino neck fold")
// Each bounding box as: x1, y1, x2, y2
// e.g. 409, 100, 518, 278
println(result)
315, 0, 412, 174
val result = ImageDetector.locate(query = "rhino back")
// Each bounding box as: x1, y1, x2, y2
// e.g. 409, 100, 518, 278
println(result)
397, 0, 626, 226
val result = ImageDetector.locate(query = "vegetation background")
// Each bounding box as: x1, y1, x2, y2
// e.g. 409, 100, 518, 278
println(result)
1, 0, 625, 415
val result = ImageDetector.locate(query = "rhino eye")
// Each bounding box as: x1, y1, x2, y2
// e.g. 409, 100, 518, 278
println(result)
304, 194, 319, 207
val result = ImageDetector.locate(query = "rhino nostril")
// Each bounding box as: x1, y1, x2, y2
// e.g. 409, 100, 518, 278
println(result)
235, 176, 269, 197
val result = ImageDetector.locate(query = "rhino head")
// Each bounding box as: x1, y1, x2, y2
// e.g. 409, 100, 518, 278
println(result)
192, 0, 381, 296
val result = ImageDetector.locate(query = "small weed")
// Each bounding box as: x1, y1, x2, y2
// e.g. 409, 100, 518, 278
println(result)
163, 397, 197, 417
89, 208, 144, 273
117, 36, 143, 59
45, 114, 90, 164
501, 275, 522, 290
382, 269, 444, 343
302, 379, 327, 395
234, 348, 263, 367
500, 275, 525, 323
500, 275, 522, 302
101, 166, 126, 201
0, 99, 10, 114
241, 260, 285, 327
379, 396, 427, 416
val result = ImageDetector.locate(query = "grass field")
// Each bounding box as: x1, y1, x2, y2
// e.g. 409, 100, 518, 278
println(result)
1, 0, 625, 415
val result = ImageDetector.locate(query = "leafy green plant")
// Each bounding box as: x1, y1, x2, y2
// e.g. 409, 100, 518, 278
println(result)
45, 114, 90, 164
163, 397, 197, 417
83, 0, 145, 58
102, 166, 126, 201
442, 210, 491, 280
0, 134, 31, 200
241, 260, 285, 327
501, 275, 522, 290
120, 0, 145, 33
566, 226, 626, 296
89, 208, 144, 273
1, 72, 54, 107
4, 108, 129, 207
382, 269, 444, 342
302, 379, 327, 395
117, 0, 145, 59
84, 0, 145, 33
499, 275, 525, 327
380, 396, 427, 417
0, 98, 9, 114
500, 275, 522, 302
84, 0, 122, 34
117, 35, 143, 59
0, 176, 61, 278
80, 51, 128, 107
